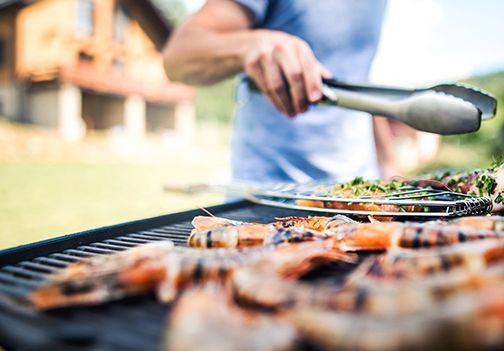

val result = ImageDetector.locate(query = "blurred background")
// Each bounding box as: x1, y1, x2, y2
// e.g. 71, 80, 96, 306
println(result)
0, 0, 502, 250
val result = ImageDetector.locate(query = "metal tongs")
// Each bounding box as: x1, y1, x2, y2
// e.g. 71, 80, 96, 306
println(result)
320, 78, 497, 135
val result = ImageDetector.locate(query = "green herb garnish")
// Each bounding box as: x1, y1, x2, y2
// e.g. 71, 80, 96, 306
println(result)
495, 192, 504, 204
473, 174, 497, 196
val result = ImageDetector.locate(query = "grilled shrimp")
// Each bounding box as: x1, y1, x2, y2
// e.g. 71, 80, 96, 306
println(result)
232, 238, 504, 315
231, 265, 436, 316
30, 241, 175, 310
188, 215, 354, 249
31, 237, 354, 309
230, 239, 358, 310
288, 306, 460, 351
158, 240, 356, 302
191, 216, 244, 232
288, 281, 504, 351
274, 215, 355, 231
232, 257, 504, 318
30, 241, 275, 309
188, 224, 330, 249
352, 239, 504, 280
191, 215, 344, 233
188, 222, 279, 248
447, 215, 504, 232
331, 221, 501, 251
165, 284, 299, 351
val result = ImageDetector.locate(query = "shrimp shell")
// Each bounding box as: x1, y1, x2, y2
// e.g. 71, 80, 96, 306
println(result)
165, 284, 299, 351
188, 224, 328, 249
332, 222, 501, 251
30, 242, 276, 309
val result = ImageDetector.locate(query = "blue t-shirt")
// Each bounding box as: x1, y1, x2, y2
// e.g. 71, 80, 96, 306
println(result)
232, 0, 387, 183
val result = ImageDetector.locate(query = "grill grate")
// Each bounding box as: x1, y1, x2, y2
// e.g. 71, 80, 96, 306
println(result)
0, 223, 195, 298
0, 201, 318, 351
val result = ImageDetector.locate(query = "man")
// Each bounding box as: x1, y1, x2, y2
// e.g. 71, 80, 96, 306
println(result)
163, 0, 394, 183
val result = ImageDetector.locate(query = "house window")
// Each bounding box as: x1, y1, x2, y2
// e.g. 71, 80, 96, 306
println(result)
0, 38, 5, 66
76, 0, 94, 38
113, 3, 129, 43
78, 51, 94, 63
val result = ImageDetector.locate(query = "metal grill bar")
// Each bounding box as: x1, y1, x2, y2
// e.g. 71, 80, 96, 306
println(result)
34, 257, 69, 267
128, 234, 166, 241
78, 246, 118, 254
2, 266, 46, 280
141, 230, 188, 238
0, 272, 40, 288
63, 249, 99, 257
0, 283, 29, 296
91, 243, 128, 251
116, 237, 152, 244
18, 261, 57, 273
50, 253, 81, 262
104, 239, 137, 247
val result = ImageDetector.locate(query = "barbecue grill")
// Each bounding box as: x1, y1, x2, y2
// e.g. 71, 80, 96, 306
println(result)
0, 200, 334, 351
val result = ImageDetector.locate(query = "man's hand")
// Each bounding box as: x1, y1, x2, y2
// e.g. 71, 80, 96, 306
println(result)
243, 30, 330, 117
163, 0, 329, 117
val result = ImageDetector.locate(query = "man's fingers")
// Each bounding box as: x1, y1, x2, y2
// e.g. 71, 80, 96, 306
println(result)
245, 57, 268, 93
243, 33, 332, 117
319, 64, 333, 79
261, 53, 294, 117
245, 52, 289, 116
274, 46, 309, 115
297, 43, 325, 103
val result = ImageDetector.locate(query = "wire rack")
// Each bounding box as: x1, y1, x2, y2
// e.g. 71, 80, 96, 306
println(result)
244, 183, 493, 218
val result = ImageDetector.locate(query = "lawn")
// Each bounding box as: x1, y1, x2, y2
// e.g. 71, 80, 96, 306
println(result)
0, 161, 224, 249
0, 120, 230, 250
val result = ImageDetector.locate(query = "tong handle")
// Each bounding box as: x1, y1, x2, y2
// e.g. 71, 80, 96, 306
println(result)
322, 78, 413, 99
320, 82, 403, 119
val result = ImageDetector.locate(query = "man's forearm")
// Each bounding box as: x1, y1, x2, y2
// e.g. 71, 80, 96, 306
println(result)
163, 26, 253, 85
162, 0, 327, 116
373, 116, 398, 179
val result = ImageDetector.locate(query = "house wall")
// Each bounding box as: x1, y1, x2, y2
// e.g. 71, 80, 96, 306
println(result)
16, 0, 76, 80
0, 9, 15, 84
5, 0, 194, 140
16, 0, 170, 87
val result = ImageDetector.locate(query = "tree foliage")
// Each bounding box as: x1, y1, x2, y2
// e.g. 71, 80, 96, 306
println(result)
445, 71, 504, 158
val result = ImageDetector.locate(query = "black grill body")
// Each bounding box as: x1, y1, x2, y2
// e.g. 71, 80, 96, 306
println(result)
0, 200, 331, 351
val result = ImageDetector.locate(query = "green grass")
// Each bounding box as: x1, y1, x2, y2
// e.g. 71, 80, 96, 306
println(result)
0, 161, 224, 250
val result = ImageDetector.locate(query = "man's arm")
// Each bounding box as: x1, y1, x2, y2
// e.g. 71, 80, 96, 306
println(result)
162, 0, 328, 117
373, 116, 399, 179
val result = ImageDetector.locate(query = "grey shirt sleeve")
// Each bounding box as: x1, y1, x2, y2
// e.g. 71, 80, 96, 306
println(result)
234, 0, 270, 25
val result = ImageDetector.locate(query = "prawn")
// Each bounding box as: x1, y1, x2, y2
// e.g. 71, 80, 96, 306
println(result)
31, 239, 354, 309
288, 280, 504, 351
351, 239, 504, 280
188, 215, 354, 249
30, 241, 273, 309
165, 284, 298, 351
331, 221, 501, 251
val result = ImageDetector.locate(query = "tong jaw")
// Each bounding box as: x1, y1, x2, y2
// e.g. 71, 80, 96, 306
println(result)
404, 90, 481, 135
428, 83, 497, 121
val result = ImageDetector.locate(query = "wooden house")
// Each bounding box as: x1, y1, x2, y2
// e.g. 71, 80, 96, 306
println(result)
0, 0, 195, 141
